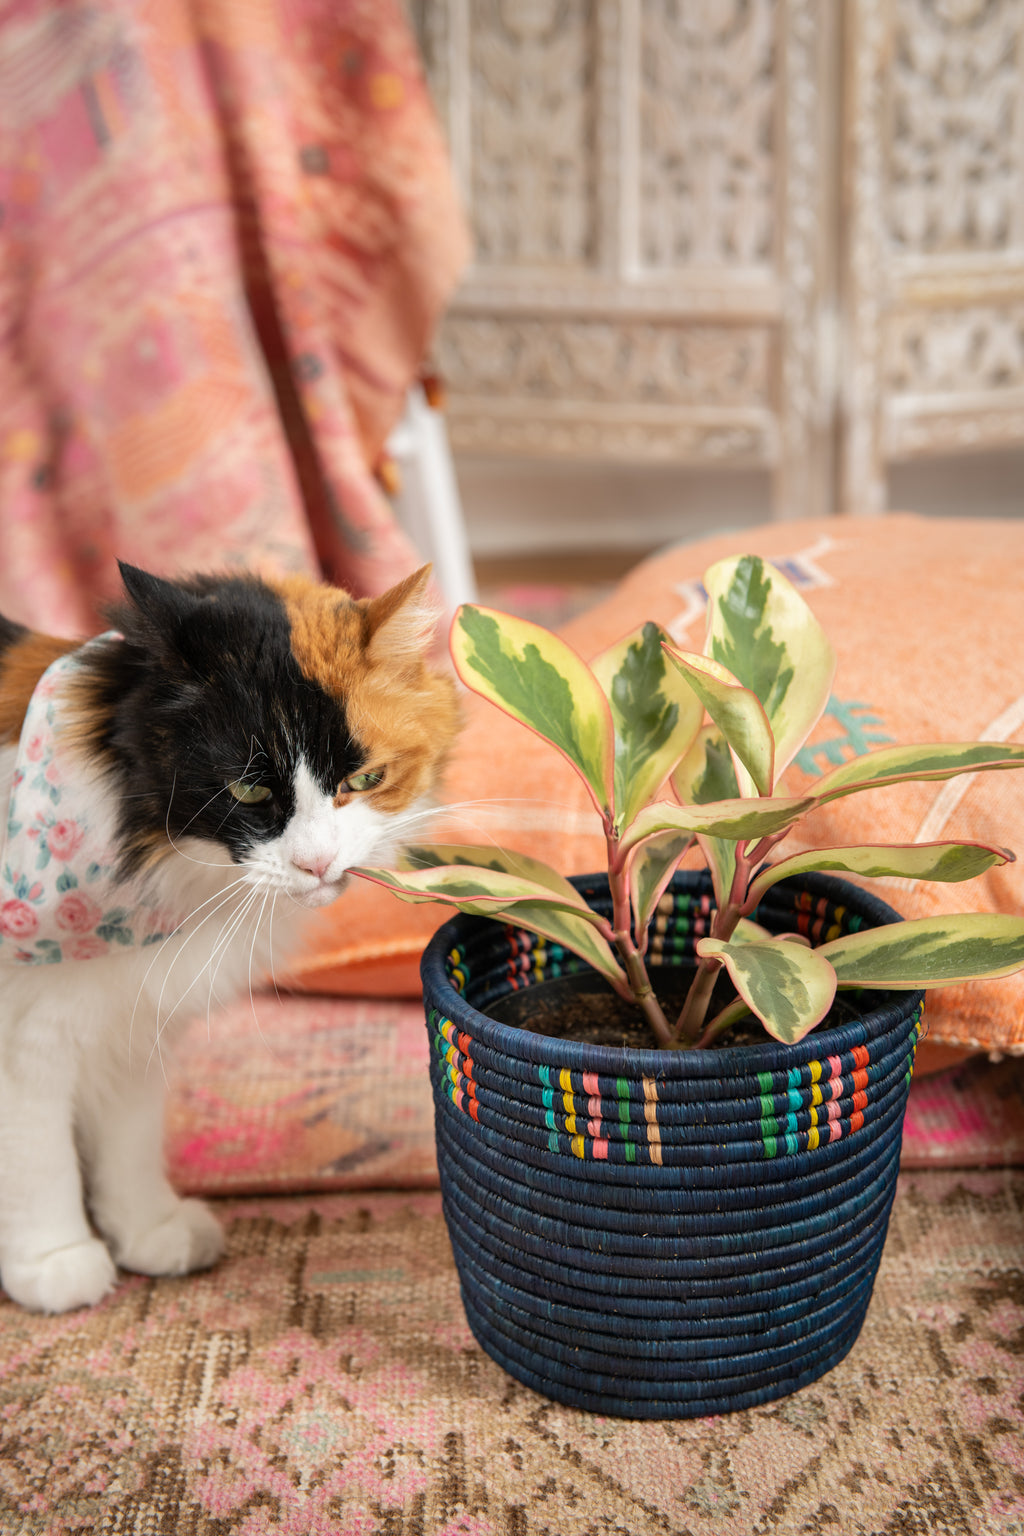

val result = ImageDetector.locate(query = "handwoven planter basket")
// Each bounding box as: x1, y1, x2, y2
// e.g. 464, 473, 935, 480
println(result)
420, 871, 925, 1419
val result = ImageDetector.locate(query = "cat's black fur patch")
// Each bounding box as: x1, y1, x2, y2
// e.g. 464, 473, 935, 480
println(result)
0, 613, 28, 661
80, 566, 367, 874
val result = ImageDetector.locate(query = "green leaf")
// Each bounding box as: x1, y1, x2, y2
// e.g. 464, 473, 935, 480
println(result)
696, 936, 837, 1044
451, 605, 615, 816
813, 741, 1024, 804
592, 622, 703, 829
662, 647, 774, 796
818, 913, 1024, 988
351, 863, 604, 925
748, 840, 1015, 906
629, 829, 695, 942
486, 899, 628, 989
671, 725, 741, 911
354, 862, 627, 990
399, 843, 579, 900
703, 555, 836, 784
623, 794, 816, 856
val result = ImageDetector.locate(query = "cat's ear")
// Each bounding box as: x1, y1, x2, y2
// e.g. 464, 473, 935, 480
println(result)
118, 563, 201, 627
364, 565, 442, 664
116, 563, 208, 659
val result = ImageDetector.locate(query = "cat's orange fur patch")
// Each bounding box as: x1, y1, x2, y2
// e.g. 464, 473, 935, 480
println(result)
0, 632, 78, 744
267, 568, 460, 812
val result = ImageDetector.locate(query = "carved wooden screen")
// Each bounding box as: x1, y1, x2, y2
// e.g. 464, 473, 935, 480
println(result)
412, 0, 1024, 519
843, 0, 1024, 512
411, 0, 838, 521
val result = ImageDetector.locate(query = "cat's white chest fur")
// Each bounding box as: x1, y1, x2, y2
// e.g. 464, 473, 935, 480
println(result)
0, 746, 400, 1314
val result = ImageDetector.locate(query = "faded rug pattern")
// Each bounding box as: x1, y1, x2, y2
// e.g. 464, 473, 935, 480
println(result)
1, 1170, 1023, 1535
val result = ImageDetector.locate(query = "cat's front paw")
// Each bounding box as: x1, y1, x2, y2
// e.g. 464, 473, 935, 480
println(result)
115, 1199, 225, 1278
3, 1238, 117, 1314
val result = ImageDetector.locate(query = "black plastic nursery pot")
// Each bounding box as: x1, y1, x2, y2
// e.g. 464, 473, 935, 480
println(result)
420, 870, 925, 1420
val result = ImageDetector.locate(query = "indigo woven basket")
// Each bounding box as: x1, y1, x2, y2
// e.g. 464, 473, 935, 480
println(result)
420, 871, 924, 1420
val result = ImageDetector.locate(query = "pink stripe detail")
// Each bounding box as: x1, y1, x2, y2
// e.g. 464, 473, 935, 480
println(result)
583, 1073, 600, 1097
826, 1100, 841, 1122
588, 1097, 602, 1120
829, 1120, 842, 1142
827, 1054, 842, 1079
593, 1139, 609, 1160
588, 1119, 602, 1138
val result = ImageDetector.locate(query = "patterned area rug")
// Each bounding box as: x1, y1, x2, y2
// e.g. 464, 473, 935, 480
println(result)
2, 1169, 1023, 1534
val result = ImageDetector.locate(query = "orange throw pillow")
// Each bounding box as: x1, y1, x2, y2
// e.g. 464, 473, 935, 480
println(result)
288, 515, 1024, 1058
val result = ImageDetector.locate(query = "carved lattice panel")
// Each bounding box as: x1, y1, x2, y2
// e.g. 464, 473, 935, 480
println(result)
843, 0, 1024, 511
414, 0, 836, 521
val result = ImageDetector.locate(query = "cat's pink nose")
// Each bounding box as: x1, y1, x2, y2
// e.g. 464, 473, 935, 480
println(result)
292, 853, 333, 880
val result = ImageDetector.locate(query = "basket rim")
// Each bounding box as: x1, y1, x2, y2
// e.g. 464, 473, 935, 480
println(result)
421, 869, 924, 1079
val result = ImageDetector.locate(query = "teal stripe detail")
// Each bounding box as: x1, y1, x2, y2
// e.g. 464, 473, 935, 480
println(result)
542, 1088, 554, 1111
788, 1067, 801, 1090
539, 1066, 552, 1089
548, 1131, 560, 1154
788, 1088, 801, 1113
786, 1133, 798, 1156
545, 1109, 557, 1132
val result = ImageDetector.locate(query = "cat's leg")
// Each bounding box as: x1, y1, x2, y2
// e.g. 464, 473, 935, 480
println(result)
76, 1045, 225, 1279
0, 1030, 117, 1313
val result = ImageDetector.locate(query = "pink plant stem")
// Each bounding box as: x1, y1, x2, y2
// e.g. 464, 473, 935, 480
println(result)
606, 830, 674, 1048
673, 841, 752, 1043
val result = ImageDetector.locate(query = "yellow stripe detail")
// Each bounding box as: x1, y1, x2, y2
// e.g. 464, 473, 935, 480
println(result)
643, 1077, 662, 1165
808, 1126, 819, 1150
571, 1135, 585, 1159
809, 1060, 821, 1083
811, 1084, 822, 1107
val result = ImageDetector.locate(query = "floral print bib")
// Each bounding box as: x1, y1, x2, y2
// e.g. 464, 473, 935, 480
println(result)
0, 639, 182, 964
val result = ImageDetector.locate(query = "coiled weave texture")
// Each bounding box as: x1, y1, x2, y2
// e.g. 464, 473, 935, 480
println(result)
420, 872, 924, 1419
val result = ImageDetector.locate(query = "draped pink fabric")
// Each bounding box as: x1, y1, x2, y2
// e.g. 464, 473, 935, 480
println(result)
0, 0, 470, 634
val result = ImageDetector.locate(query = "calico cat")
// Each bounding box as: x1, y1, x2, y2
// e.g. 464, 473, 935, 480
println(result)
0, 562, 458, 1313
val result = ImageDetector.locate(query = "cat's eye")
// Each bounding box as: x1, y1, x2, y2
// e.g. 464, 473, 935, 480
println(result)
340, 768, 385, 794
227, 780, 273, 805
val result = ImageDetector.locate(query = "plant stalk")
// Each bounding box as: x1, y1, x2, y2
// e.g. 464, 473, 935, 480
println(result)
606, 826, 674, 1048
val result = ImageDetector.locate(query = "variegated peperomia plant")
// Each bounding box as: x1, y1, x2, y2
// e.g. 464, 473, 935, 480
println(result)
355, 555, 1024, 1050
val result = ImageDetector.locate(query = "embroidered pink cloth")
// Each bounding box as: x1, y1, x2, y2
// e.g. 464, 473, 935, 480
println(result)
0, 638, 183, 962
0, 0, 470, 636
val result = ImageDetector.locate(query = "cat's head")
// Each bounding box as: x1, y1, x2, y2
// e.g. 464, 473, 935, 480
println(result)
70, 563, 460, 906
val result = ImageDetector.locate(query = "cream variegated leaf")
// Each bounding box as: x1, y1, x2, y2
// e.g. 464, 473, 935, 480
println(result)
813, 742, 1024, 805
661, 647, 774, 797
748, 840, 1015, 906
592, 622, 704, 830
696, 936, 838, 1044
703, 555, 836, 787
351, 863, 605, 926
629, 829, 695, 942
818, 914, 1024, 988
451, 605, 615, 817
398, 843, 581, 900
672, 725, 741, 911
623, 794, 815, 856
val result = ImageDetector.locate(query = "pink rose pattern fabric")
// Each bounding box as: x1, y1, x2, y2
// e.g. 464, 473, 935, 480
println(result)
0, 637, 184, 962
0, 0, 469, 637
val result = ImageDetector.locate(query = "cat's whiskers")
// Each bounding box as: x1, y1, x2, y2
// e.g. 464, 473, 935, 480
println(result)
146, 882, 265, 1081
162, 773, 240, 869
131, 874, 252, 1074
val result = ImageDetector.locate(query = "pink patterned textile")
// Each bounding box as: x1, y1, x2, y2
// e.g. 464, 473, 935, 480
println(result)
0, 0, 469, 635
